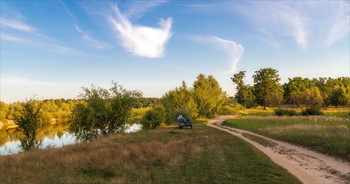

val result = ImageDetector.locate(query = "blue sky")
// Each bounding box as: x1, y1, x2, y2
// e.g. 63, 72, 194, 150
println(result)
1, 0, 349, 103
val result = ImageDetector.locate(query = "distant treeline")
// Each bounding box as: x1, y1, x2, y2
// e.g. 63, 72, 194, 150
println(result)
232, 68, 350, 109
0, 97, 161, 122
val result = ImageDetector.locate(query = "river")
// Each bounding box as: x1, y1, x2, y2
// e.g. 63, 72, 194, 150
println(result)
0, 124, 142, 156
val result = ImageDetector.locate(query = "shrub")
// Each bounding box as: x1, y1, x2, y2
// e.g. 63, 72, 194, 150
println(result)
274, 109, 297, 116
221, 104, 245, 115
302, 108, 324, 116
141, 106, 166, 130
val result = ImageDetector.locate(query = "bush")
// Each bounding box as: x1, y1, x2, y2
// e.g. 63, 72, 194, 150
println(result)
141, 106, 166, 130
302, 108, 324, 116
274, 109, 297, 116
221, 104, 245, 115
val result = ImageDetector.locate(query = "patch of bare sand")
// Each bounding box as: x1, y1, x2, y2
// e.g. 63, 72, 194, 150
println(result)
208, 116, 350, 184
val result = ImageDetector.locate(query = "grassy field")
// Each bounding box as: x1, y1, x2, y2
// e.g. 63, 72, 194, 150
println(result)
224, 116, 350, 161
237, 107, 350, 117
0, 121, 301, 184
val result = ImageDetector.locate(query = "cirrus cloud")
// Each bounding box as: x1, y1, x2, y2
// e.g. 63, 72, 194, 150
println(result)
196, 36, 244, 74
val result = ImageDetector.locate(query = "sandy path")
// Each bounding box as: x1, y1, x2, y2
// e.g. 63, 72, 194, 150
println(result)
207, 116, 350, 184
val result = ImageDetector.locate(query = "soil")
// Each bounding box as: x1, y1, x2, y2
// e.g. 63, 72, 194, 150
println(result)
207, 116, 350, 184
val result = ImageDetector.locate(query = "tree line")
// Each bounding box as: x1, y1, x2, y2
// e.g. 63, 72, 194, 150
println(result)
232, 68, 350, 109
1, 69, 349, 150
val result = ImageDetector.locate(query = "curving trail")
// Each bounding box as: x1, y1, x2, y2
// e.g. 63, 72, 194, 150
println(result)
207, 116, 350, 184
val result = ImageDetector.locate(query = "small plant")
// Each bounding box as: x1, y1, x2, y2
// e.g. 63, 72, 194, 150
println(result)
302, 108, 324, 116
141, 106, 166, 130
274, 109, 297, 116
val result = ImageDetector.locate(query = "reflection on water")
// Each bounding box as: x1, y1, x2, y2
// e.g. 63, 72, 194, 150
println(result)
0, 123, 142, 156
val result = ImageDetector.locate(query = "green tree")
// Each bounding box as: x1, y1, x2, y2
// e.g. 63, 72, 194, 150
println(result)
231, 71, 255, 108
253, 68, 284, 109
302, 87, 324, 109
283, 77, 309, 107
193, 74, 227, 117
14, 100, 48, 151
161, 81, 198, 123
70, 83, 141, 141
328, 85, 350, 107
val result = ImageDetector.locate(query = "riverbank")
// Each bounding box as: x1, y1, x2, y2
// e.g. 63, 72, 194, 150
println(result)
0, 120, 300, 184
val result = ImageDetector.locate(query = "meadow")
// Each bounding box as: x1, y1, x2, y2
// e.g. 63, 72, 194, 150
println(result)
0, 121, 301, 184
223, 115, 350, 161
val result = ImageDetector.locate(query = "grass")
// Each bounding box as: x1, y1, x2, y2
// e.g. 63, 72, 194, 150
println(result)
224, 116, 350, 161
237, 107, 350, 117
242, 133, 277, 148
0, 121, 301, 184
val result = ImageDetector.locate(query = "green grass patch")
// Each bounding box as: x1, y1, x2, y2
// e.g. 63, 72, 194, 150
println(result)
224, 116, 350, 161
0, 121, 301, 184
242, 133, 277, 148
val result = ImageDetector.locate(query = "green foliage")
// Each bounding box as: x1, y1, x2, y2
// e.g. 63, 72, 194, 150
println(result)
274, 109, 297, 116
13, 99, 48, 151
161, 81, 198, 123
141, 106, 166, 129
301, 108, 324, 116
302, 86, 323, 109
70, 83, 141, 141
231, 71, 256, 108
0, 101, 8, 121
193, 74, 227, 118
253, 68, 284, 109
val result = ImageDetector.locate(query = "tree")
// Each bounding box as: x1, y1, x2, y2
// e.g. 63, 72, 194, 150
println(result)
253, 68, 284, 109
328, 85, 350, 107
283, 77, 309, 107
302, 87, 324, 109
161, 81, 198, 123
14, 100, 49, 151
70, 83, 141, 141
193, 74, 227, 117
231, 71, 255, 108
0, 101, 8, 121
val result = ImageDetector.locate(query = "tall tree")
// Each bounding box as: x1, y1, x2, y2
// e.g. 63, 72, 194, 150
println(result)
231, 71, 255, 108
283, 77, 309, 107
253, 68, 284, 109
193, 74, 227, 117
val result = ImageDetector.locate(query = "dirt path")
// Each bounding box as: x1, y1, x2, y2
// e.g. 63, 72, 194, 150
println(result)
207, 116, 350, 184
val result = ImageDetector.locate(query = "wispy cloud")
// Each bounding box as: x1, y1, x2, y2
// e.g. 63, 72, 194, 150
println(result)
196, 36, 244, 74
233, 1, 349, 48
235, 2, 309, 49
1, 77, 57, 86
74, 25, 112, 49
108, 4, 173, 58
0, 18, 35, 32
0, 33, 22, 42
123, 0, 168, 21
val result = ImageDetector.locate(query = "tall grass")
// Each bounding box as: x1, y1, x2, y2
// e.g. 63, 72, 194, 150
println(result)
0, 122, 301, 184
224, 116, 350, 161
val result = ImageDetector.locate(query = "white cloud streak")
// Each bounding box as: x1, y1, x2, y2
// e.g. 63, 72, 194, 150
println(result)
123, 0, 168, 21
234, 1, 349, 48
0, 33, 22, 42
0, 18, 35, 32
74, 25, 111, 49
109, 4, 173, 58
196, 36, 244, 74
